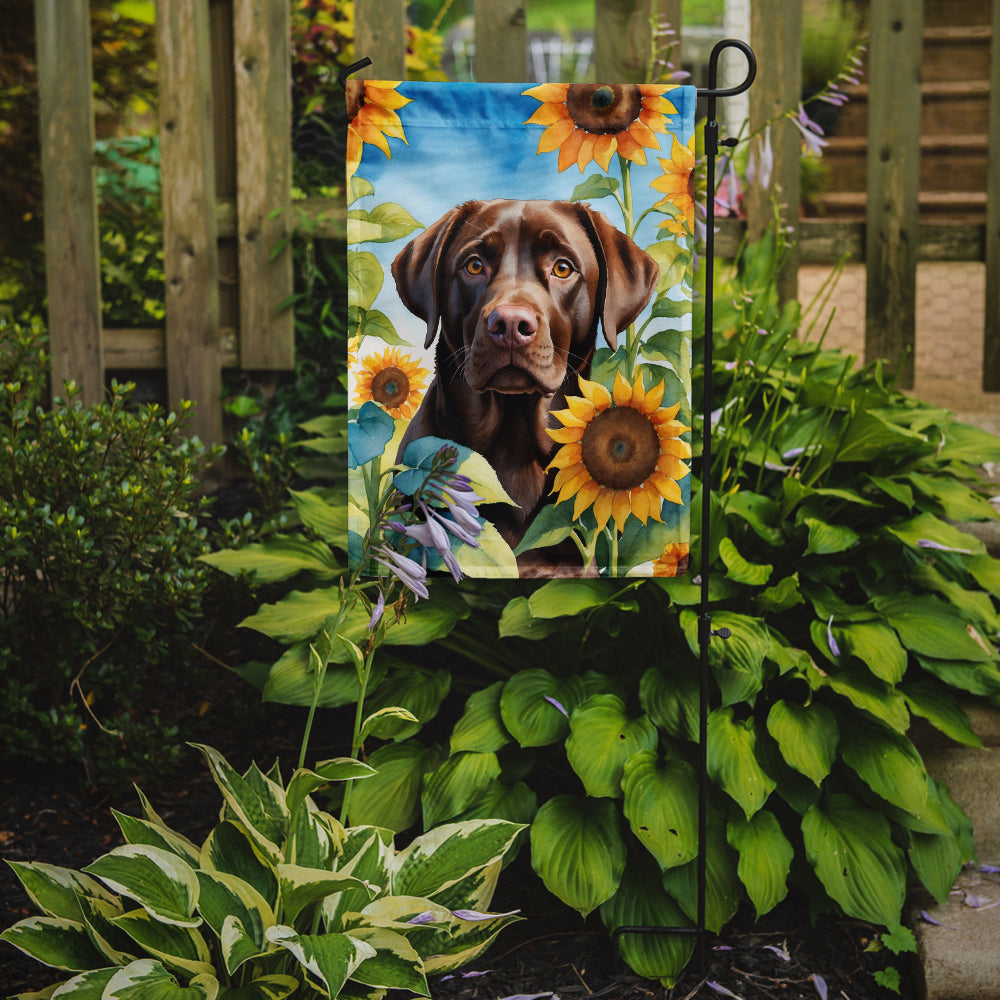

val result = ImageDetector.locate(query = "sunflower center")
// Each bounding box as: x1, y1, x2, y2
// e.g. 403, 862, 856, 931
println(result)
566, 84, 643, 135
580, 406, 660, 490
371, 366, 409, 408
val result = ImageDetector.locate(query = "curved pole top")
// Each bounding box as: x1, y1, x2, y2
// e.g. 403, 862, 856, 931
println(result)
697, 39, 756, 99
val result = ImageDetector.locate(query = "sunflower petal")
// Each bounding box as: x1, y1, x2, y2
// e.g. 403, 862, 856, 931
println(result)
577, 376, 612, 410
612, 370, 632, 407
593, 133, 618, 171
630, 486, 651, 524
364, 84, 412, 111
572, 480, 602, 521
642, 94, 678, 115
659, 437, 693, 459
548, 444, 583, 470
553, 462, 588, 491
558, 127, 586, 172
639, 108, 668, 134
611, 491, 631, 532
547, 425, 585, 444
565, 395, 597, 421
526, 102, 569, 127
650, 471, 684, 504
643, 379, 666, 412
614, 128, 646, 165
549, 407, 588, 428
630, 373, 647, 409
628, 119, 660, 150
537, 117, 576, 154
593, 489, 615, 530
576, 132, 598, 172
523, 82, 570, 103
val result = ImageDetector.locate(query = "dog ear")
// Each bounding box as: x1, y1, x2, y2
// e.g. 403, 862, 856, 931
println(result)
577, 206, 659, 352
392, 202, 480, 349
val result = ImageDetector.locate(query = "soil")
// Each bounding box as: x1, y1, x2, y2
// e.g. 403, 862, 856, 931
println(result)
0, 742, 913, 1000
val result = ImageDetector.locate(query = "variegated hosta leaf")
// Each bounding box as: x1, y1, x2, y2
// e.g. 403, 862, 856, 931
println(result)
195, 871, 274, 974
4, 861, 118, 922
565, 695, 658, 798
802, 793, 906, 926
345, 926, 429, 995
421, 751, 502, 828
191, 745, 288, 863
529, 795, 626, 917
288, 802, 343, 871
110, 908, 214, 978
391, 820, 524, 901
45, 966, 118, 997
0, 916, 107, 972
83, 846, 200, 928
706, 707, 776, 818
102, 958, 218, 999
621, 751, 699, 871
765, 700, 838, 786
112, 810, 202, 868
214, 974, 299, 1000
265, 926, 376, 998
450, 681, 511, 754
323, 829, 393, 931
421, 907, 522, 975
425, 859, 501, 916
276, 864, 375, 925
77, 894, 136, 966
600, 854, 694, 987
727, 810, 793, 917
285, 761, 376, 823
200, 822, 278, 910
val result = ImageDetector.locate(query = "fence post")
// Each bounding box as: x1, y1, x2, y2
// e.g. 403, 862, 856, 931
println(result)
34, 0, 104, 405
864, 0, 923, 389
354, 0, 407, 79
157, 0, 223, 445
233, 0, 294, 369
983, 0, 1000, 391
747, 0, 801, 305
594, 0, 654, 83
474, 0, 527, 82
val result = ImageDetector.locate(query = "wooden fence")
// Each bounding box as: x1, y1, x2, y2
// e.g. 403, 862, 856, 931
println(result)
33, 0, 1000, 445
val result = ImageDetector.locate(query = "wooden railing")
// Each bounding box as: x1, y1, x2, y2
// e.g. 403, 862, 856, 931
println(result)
32, 0, 1000, 445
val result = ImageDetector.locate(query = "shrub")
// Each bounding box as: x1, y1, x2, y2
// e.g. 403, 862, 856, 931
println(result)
1, 744, 524, 998
0, 317, 220, 783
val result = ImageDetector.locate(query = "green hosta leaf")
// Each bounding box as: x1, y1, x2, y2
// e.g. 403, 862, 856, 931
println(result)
967, 553, 1000, 597
277, 865, 374, 925
199, 537, 340, 584
718, 537, 772, 585
765, 700, 838, 786
497, 596, 565, 639
200, 822, 278, 910
901, 680, 982, 748
661, 811, 741, 933
0, 916, 107, 971
191, 746, 287, 863
530, 795, 626, 917
83, 846, 200, 928
725, 490, 784, 546
216, 975, 299, 1000
499, 670, 585, 747
347, 740, 441, 832
727, 811, 793, 917
527, 579, 618, 618
834, 621, 907, 684
886, 511, 985, 556
453, 779, 538, 827
812, 662, 910, 732
600, 853, 694, 987
285, 759, 376, 822
421, 751, 502, 828
362, 667, 451, 740
450, 682, 511, 754
260, 645, 383, 709
393, 820, 524, 900
839, 718, 928, 817
802, 794, 906, 926
288, 488, 348, 546
566, 695, 658, 798
621, 751, 698, 871
907, 472, 998, 521
681, 610, 770, 706
834, 410, 927, 463
916, 655, 1000, 697
909, 822, 966, 905
112, 812, 201, 868
707, 708, 776, 818
265, 926, 375, 997
195, 871, 273, 974
874, 594, 995, 662
359, 706, 421, 742
756, 573, 805, 614
111, 908, 214, 978
803, 517, 859, 556
103, 959, 218, 999
346, 926, 428, 994
639, 665, 699, 742
4, 862, 118, 923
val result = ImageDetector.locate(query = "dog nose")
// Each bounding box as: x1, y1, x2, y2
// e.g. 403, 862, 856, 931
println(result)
487, 304, 537, 347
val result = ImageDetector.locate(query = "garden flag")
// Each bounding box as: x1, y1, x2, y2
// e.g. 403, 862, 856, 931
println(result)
347, 80, 696, 580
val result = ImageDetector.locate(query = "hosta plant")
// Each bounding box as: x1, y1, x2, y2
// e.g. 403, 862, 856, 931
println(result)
1, 744, 523, 999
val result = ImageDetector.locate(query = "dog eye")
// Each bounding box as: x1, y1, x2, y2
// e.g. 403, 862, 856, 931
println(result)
552, 259, 574, 279
464, 256, 485, 276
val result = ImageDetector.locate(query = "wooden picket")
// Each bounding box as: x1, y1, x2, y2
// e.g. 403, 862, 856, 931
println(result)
30, 0, 1000, 448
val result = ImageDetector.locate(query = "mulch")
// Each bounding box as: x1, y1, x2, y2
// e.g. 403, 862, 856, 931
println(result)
0, 744, 913, 1000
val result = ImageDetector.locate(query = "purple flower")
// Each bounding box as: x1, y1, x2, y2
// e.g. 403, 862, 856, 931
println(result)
747, 125, 773, 191
706, 983, 742, 999
812, 974, 828, 1000
763, 944, 790, 961
451, 908, 520, 921
827, 616, 841, 658
791, 104, 828, 156
917, 538, 972, 554
544, 695, 569, 718
367, 590, 385, 630
407, 911, 438, 925
373, 545, 429, 600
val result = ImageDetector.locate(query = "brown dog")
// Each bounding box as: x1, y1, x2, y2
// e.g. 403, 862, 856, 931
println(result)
392, 198, 658, 560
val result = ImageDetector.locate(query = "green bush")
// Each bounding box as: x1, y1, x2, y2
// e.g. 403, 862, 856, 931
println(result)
0, 316, 220, 783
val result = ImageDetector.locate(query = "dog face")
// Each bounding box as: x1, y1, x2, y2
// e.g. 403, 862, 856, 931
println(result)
392, 199, 659, 398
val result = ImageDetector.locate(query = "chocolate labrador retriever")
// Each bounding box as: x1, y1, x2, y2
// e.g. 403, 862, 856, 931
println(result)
392, 198, 658, 563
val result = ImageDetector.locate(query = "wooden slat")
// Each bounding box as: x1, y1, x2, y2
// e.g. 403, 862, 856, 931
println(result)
747, 0, 802, 304
864, 0, 923, 389
157, 0, 223, 444
34, 0, 103, 404
354, 0, 406, 79
103, 328, 238, 369
983, 0, 1000, 390
594, 0, 650, 83
473, 0, 526, 82
233, 0, 294, 369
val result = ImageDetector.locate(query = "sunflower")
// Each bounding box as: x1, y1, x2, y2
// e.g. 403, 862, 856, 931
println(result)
652, 542, 690, 578
354, 347, 428, 420
522, 83, 677, 173
547, 370, 691, 533
346, 80, 412, 181
651, 134, 696, 226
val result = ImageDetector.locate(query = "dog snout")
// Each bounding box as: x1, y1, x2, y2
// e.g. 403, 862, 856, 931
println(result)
487, 304, 537, 348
